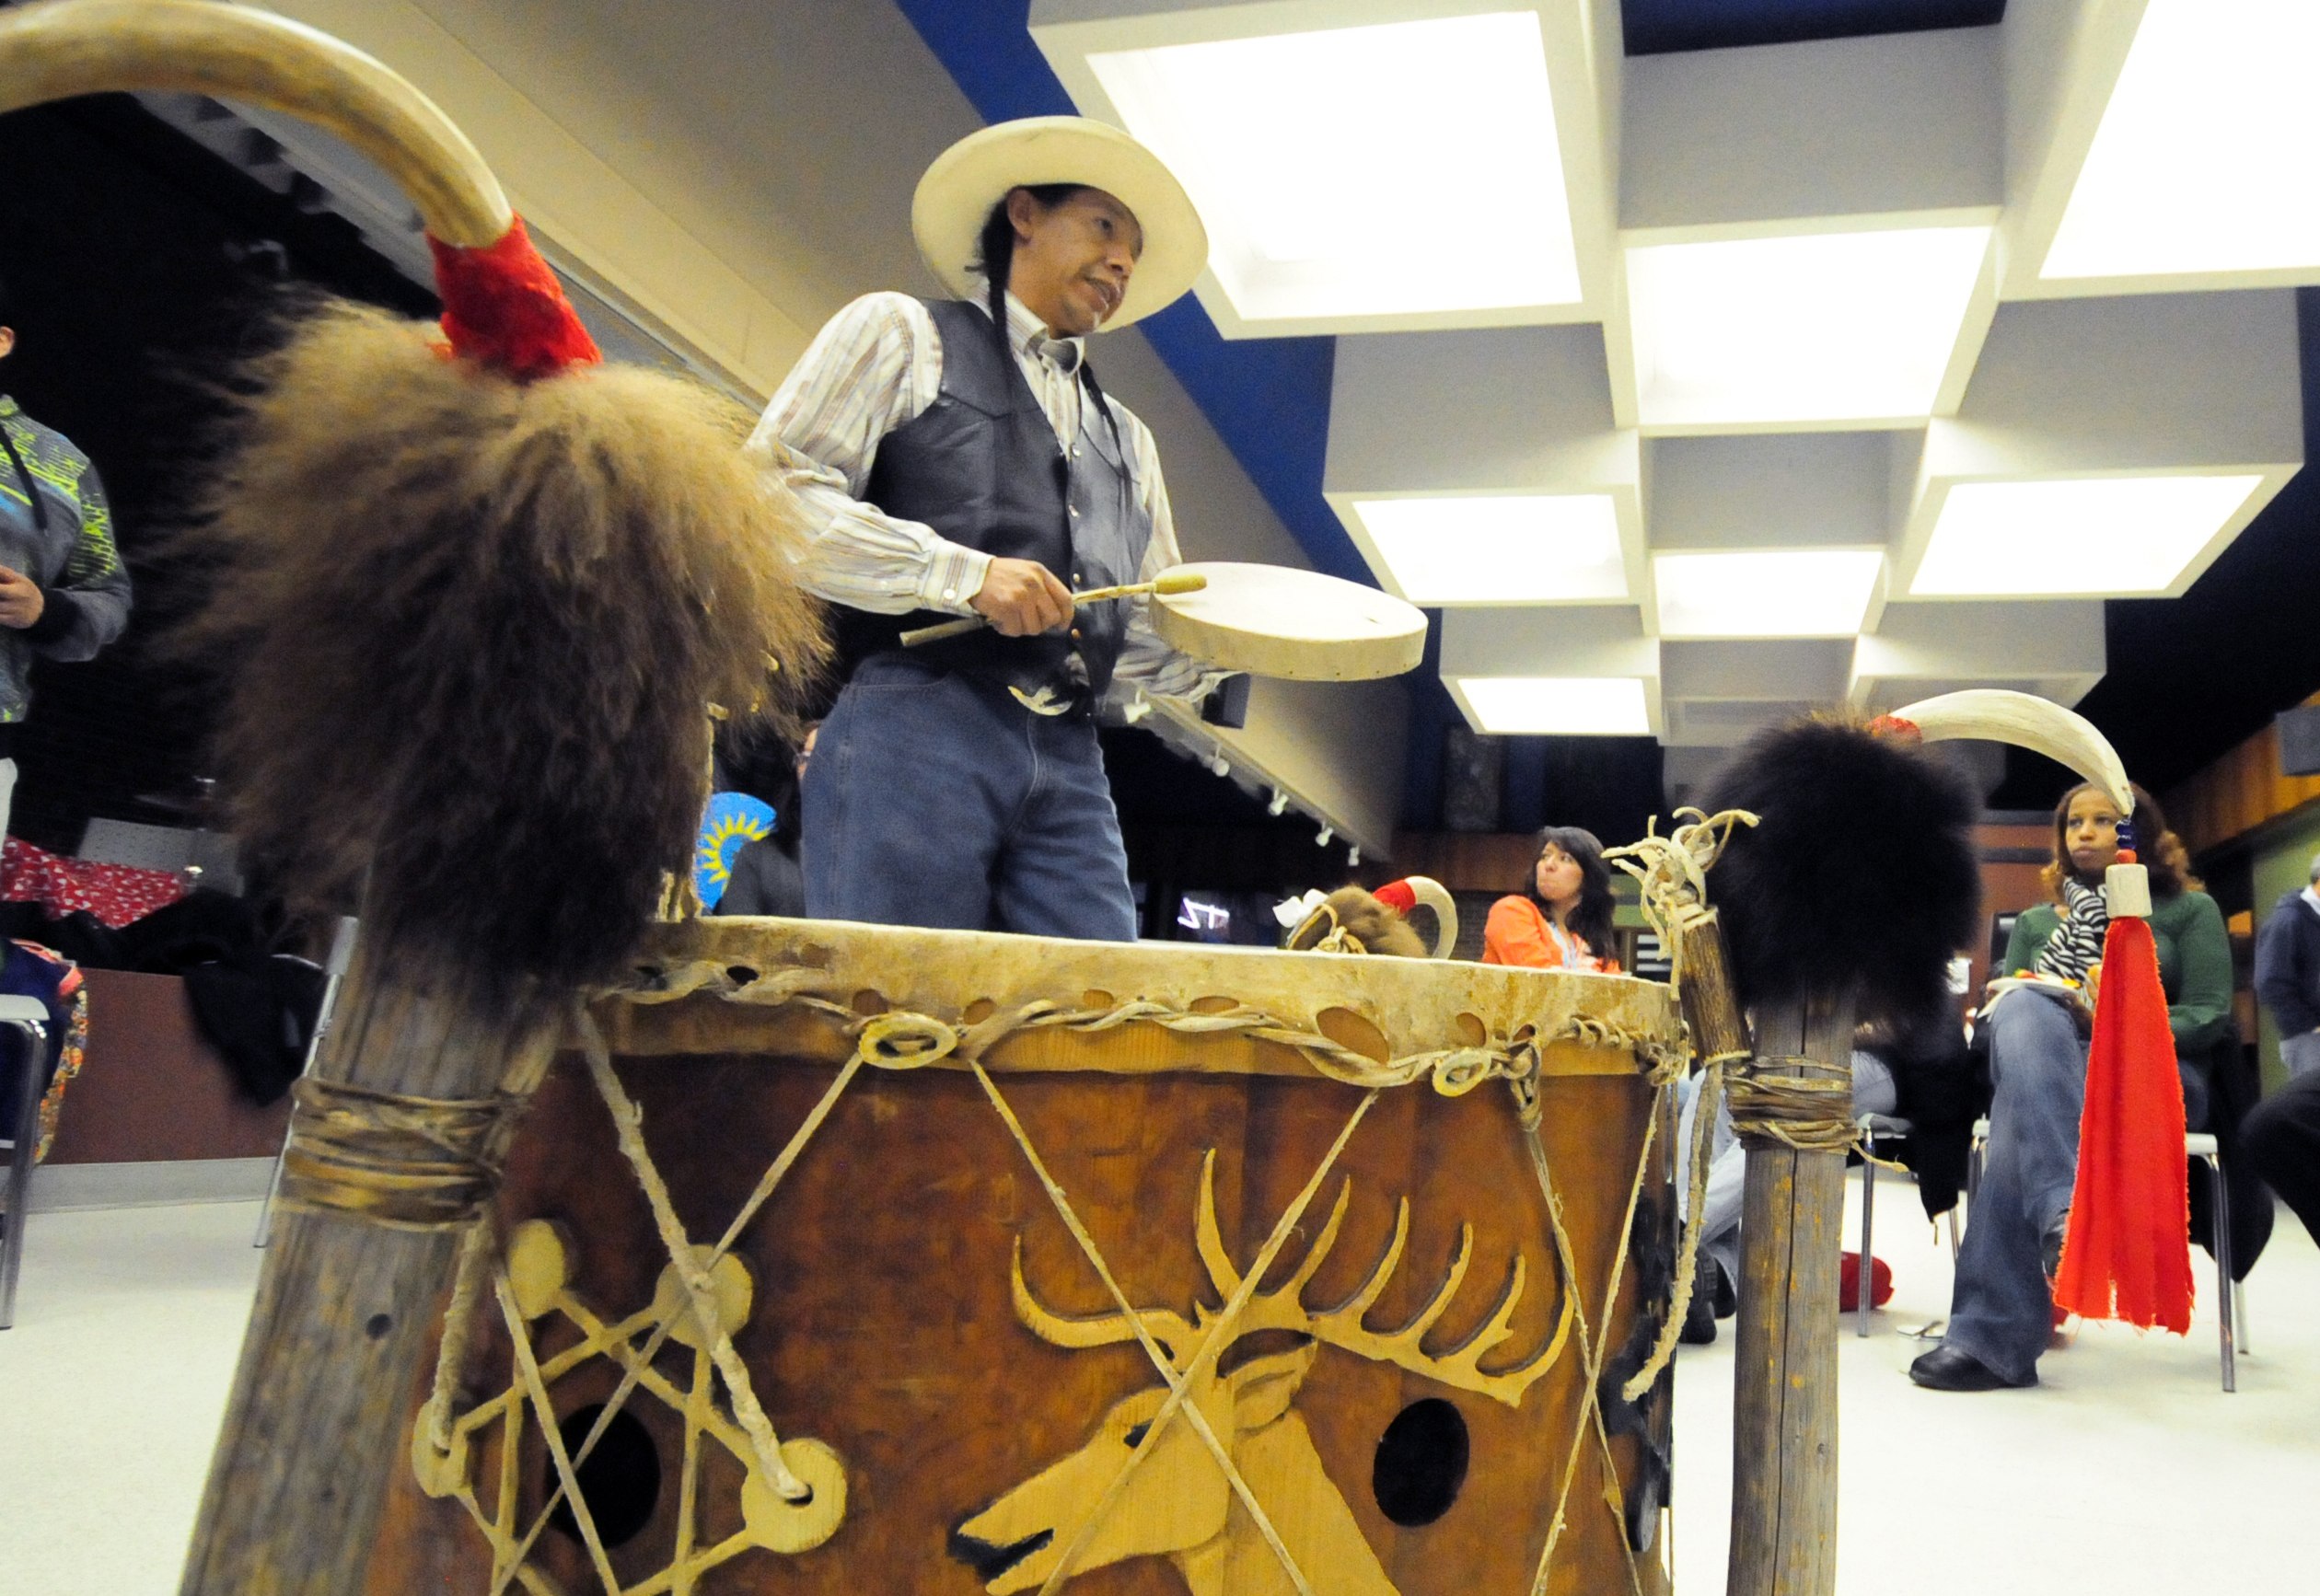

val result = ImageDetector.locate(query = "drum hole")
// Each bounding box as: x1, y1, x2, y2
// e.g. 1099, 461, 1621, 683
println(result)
1316, 1007, 1389, 1063
547, 1403, 661, 1549
1454, 1012, 1488, 1047
1372, 1398, 1468, 1527
725, 966, 760, 986
1081, 989, 1112, 1010
963, 999, 997, 1024
851, 989, 887, 1016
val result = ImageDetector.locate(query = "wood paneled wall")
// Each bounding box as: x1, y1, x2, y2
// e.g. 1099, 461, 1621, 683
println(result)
2164, 691, 2320, 858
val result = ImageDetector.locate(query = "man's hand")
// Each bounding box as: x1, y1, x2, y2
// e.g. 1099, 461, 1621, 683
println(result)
0, 568, 43, 630
969, 558, 1073, 637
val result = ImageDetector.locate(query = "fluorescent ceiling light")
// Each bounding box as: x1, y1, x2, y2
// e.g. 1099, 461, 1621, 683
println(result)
1627, 226, 1989, 427
1457, 677, 1650, 735
2045, 0, 2320, 279
1351, 495, 1624, 604
1654, 549, 1884, 638
1089, 12, 1578, 323
1911, 476, 2264, 596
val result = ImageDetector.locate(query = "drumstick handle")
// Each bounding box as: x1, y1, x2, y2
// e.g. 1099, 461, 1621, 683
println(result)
899, 572, 1204, 647
899, 613, 1003, 646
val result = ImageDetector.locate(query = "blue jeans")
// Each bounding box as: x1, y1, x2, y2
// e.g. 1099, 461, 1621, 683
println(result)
1942, 989, 2209, 1383
802, 656, 1138, 941
1678, 1051, 1898, 1291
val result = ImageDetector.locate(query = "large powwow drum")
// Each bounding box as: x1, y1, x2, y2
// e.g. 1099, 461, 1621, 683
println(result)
368, 919, 1687, 1596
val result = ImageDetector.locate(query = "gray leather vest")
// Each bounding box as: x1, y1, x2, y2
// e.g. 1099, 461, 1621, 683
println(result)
839, 297, 1152, 704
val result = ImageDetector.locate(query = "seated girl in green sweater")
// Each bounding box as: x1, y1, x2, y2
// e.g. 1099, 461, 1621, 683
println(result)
1909, 781, 2229, 1392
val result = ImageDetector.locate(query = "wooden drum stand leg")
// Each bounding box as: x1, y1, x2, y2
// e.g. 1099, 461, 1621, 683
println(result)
180, 945, 554, 1596
1724, 997, 1854, 1596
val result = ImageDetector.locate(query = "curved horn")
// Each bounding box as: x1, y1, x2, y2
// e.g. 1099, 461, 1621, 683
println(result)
0, 0, 510, 247
1887, 688, 2132, 816
1403, 875, 1460, 958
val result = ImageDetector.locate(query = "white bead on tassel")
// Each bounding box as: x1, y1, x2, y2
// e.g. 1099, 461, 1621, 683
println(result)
2105, 820, 2152, 920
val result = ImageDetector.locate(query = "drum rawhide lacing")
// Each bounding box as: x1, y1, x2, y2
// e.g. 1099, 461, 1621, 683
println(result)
414, 962, 1689, 1596
1605, 808, 1757, 1405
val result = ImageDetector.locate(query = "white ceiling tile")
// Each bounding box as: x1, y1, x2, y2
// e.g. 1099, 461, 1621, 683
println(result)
1653, 549, 1885, 639
1346, 494, 1627, 606
1850, 599, 2105, 710
1897, 293, 2303, 599
1911, 476, 2267, 598
2042, 0, 2320, 287
1647, 434, 1895, 550
1625, 225, 1995, 431
1621, 27, 2002, 231
1452, 676, 1653, 735
1660, 640, 1852, 702
1034, 0, 1622, 337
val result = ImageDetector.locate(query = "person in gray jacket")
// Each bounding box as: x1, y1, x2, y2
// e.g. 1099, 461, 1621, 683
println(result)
0, 276, 131, 838
2254, 849, 2320, 1078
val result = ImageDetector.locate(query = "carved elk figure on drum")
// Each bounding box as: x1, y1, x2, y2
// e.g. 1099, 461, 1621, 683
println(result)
954, 1153, 1573, 1595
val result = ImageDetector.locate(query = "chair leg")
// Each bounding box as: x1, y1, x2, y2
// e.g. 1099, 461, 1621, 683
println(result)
256, 914, 360, 1248
2, 1019, 49, 1331
2202, 1153, 2234, 1394
1857, 1155, 1875, 1337
2234, 1279, 2250, 1357
1943, 1207, 1961, 1259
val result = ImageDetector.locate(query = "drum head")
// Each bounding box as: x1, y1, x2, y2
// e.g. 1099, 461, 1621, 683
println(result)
1150, 561, 1427, 681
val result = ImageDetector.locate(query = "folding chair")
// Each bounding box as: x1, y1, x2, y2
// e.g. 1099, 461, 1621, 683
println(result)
1854, 1112, 1961, 1336
1966, 1117, 2247, 1390
253, 915, 359, 1248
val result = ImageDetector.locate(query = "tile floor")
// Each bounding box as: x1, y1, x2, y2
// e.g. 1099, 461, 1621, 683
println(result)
3, 1180, 2314, 1594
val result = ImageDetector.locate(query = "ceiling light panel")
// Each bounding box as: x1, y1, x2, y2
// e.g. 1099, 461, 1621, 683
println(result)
1086, 11, 1580, 326
1626, 226, 1990, 429
1349, 495, 1625, 604
1910, 476, 2266, 597
2043, 0, 2320, 283
1653, 549, 1885, 639
1453, 676, 1652, 735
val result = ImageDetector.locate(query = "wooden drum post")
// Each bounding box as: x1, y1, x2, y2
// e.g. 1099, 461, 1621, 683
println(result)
1723, 1001, 1855, 1596
181, 946, 555, 1594
1656, 886, 1856, 1596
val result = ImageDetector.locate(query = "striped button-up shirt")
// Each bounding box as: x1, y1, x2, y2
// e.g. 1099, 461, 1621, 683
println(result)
746, 285, 1211, 699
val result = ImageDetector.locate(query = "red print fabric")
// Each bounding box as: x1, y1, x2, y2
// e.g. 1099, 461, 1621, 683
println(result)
1, 837, 188, 928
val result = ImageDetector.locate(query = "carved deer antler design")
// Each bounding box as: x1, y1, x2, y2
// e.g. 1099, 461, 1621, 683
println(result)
953, 1152, 1573, 1595
1014, 1149, 1569, 1405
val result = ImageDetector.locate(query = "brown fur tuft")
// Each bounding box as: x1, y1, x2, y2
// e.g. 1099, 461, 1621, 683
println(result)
1285, 886, 1428, 958
181, 303, 827, 1008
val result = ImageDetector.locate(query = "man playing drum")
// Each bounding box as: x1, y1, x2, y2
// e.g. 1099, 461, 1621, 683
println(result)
748, 118, 1218, 940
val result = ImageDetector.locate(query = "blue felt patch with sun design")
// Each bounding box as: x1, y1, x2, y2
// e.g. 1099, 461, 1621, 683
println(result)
694, 792, 777, 910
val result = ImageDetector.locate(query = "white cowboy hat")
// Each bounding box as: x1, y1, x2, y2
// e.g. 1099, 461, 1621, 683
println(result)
911, 116, 1207, 331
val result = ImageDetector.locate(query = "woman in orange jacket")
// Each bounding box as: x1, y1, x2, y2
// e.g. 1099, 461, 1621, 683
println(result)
1481, 826, 1620, 974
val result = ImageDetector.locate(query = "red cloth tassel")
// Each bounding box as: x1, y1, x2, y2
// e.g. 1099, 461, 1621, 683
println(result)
2051, 913, 2195, 1333
428, 215, 602, 380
